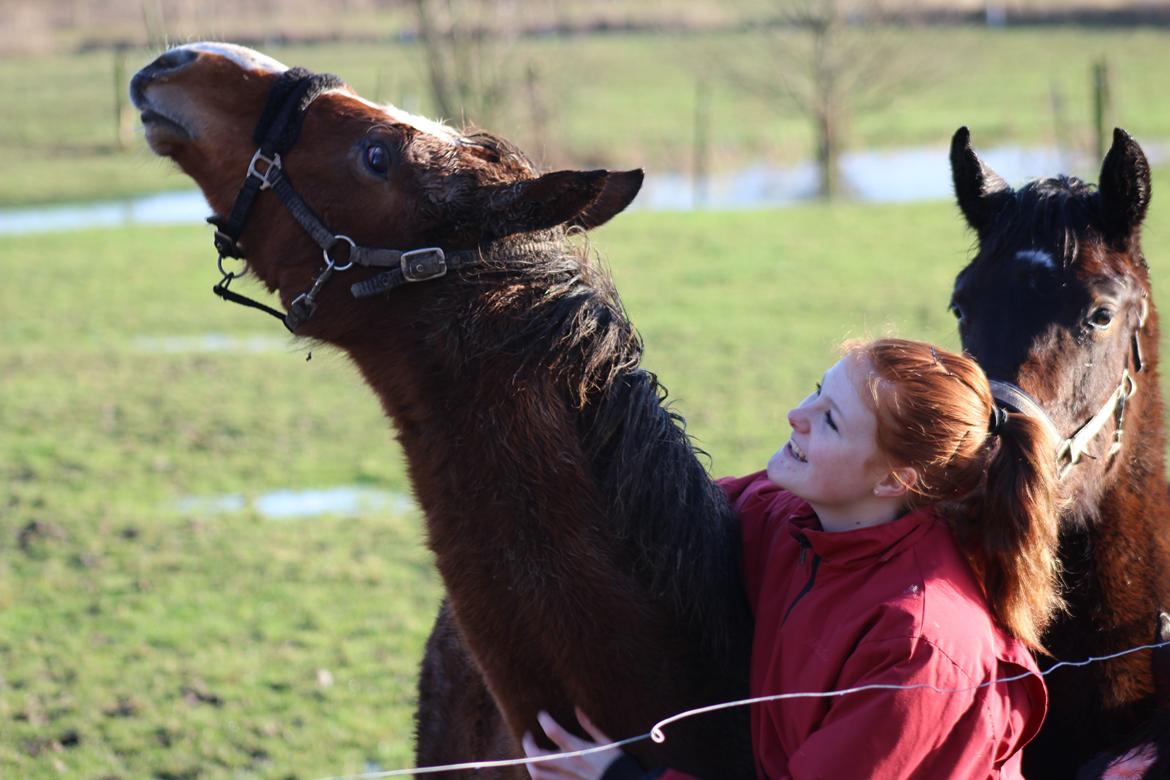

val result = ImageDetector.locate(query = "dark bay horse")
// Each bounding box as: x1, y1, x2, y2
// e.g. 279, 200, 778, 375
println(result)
950, 127, 1170, 778
130, 44, 753, 777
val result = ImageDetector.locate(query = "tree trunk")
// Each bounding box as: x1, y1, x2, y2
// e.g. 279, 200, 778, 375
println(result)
413, 0, 457, 119
815, 109, 841, 201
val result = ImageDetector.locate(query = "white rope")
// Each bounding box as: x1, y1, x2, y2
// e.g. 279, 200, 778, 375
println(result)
316, 734, 647, 778
315, 638, 1170, 780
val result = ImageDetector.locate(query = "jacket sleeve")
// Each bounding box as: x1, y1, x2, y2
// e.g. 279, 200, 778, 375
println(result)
774, 636, 1013, 780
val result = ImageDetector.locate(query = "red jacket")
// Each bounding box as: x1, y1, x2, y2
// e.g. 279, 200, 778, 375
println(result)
720, 471, 1047, 780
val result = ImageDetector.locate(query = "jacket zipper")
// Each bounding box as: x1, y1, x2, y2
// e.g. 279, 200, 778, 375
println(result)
782, 535, 821, 627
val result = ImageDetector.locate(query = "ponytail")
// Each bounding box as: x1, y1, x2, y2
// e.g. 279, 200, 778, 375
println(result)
956, 410, 1063, 651
848, 339, 1064, 651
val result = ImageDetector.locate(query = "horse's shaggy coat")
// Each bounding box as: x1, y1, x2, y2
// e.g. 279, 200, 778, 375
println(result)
131, 44, 755, 778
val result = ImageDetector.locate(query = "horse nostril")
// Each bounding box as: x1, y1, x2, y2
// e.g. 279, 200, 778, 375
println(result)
131, 47, 198, 108
153, 47, 198, 74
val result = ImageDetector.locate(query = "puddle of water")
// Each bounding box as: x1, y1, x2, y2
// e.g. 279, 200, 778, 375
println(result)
639, 143, 1169, 211
0, 189, 209, 236
132, 333, 291, 354
255, 487, 415, 519
5, 142, 1167, 232
175, 494, 248, 514
173, 486, 415, 520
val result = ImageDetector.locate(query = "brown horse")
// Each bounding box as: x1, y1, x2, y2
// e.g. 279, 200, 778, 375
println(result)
950, 127, 1170, 778
130, 43, 754, 777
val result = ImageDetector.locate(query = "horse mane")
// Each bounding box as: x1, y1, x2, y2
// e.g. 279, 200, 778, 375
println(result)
426, 234, 749, 660
983, 176, 1102, 267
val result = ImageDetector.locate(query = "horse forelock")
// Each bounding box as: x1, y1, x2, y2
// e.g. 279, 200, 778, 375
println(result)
980, 176, 1100, 269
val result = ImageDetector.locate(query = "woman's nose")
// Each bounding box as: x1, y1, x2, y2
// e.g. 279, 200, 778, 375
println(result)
787, 407, 809, 432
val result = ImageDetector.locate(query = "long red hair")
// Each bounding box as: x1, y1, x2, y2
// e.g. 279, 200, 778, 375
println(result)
845, 338, 1062, 650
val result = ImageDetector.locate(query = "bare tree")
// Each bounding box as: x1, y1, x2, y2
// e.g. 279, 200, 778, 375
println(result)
412, 0, 523, 129
731, 0, 928, 200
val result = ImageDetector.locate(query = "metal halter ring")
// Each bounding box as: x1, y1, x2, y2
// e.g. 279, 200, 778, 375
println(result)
217, 254, 247, 280
324, 235, 356, 271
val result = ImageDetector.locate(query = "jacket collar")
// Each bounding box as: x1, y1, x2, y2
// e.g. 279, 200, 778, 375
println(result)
787, 503, 939, 568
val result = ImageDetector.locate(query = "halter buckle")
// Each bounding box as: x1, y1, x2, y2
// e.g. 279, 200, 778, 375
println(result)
246, 150, 283, 190
401, 247, 447, 282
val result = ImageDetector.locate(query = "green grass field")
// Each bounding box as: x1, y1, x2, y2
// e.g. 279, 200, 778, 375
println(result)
4, 24, 1170, 206
5, 176, 1170, 777
6, 8, 1170, 778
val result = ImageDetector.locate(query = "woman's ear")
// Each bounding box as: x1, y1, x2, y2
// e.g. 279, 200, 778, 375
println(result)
874, 467, 917, 498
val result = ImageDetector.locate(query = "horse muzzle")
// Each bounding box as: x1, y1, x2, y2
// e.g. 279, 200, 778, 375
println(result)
131, 48, 201, 150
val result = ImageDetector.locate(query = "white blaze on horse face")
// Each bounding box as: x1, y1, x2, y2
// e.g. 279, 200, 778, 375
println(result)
1016, 249, 1057, 270
332, 91, 461, 146
185, 43, 289, 75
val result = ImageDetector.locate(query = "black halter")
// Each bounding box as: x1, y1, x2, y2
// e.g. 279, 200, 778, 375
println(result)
209, 67, 476, 333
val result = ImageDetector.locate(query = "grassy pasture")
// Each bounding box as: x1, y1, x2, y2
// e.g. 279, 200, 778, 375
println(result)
5, 179, 1170, 777
4, 24, 1170, 206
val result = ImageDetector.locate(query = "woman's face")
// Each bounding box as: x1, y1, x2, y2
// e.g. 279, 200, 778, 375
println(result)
767, 354, 893, 512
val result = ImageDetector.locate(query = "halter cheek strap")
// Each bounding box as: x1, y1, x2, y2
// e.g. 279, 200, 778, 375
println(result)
208, 68, 475, 333
989, 318, 1144, 481
210, 68, 342, 261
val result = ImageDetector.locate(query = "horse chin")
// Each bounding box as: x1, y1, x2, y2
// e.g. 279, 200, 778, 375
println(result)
141, 110, 197, 156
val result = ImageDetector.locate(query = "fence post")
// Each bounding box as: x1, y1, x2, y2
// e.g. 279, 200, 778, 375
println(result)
525, 62, 550, 168
1093, 58, 1112, 161
1049, 78, 1069, 171
693, 78, 710, 209
114, 49, 131, 150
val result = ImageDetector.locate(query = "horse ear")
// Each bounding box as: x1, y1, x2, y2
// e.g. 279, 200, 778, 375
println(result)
950, 126, 1013, 236
570, 169, 644, 230
488, 169, 609, 237
1098, 128, 1151, 243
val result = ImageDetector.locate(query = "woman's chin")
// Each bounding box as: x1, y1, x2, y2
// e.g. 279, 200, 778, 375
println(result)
765, 458, 793, 490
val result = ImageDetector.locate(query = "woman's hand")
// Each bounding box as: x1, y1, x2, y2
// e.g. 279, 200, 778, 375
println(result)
522, 708, 619, 780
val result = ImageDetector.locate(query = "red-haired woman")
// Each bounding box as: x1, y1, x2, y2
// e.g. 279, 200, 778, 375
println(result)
524, 338, 1060, 780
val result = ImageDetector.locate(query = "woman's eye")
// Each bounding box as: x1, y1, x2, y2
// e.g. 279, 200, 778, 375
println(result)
1088, 306, 1114, 330
365, 143, 390, 175
825, 411, 838, 432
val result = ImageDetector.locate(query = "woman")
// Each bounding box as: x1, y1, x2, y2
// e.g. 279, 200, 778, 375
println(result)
523, 339, 1060, 779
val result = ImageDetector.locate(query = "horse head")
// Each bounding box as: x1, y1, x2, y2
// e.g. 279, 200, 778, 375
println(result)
949, 126, 1156, 518
130, 42, 642, 343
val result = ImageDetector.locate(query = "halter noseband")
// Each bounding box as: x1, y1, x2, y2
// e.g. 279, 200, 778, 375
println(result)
989, 302, 1147, 480
208, 67, 477, 333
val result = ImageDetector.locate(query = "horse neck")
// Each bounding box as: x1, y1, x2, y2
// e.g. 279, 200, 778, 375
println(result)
341, 245, 746, 643
1057, 308, 1170, 703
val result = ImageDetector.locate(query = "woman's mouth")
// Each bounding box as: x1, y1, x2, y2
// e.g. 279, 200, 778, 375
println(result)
788, 440, 808, 463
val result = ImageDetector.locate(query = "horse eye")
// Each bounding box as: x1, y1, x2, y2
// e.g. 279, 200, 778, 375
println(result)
949, 302, 964, 321
1088, 307, 1115, 329
364, 142, 390, 175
